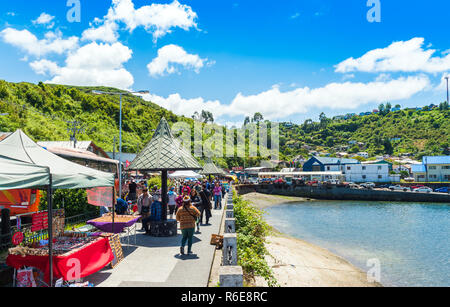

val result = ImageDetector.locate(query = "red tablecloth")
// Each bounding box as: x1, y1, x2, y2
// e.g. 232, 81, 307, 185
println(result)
6, 237, 114, 283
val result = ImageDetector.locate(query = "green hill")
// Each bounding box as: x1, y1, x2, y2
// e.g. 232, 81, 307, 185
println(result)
0, 80, 185, 154
0, 80, 449, 167
279, 105, 450, 161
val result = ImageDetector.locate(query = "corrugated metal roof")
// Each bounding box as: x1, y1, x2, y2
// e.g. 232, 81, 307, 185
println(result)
314, 156, 359, 164
411, 164, 426, 173
423, 156, 450, 165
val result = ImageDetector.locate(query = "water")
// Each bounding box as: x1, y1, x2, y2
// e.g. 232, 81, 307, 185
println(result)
265, 201, 450, 287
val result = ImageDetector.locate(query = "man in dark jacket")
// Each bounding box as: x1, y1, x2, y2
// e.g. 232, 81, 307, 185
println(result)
199, 185, 212, 225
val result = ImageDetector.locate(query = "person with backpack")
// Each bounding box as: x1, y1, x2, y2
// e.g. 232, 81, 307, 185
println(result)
176, 196, 201, 255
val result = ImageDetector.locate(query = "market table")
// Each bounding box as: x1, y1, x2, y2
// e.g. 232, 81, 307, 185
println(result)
6, 237, 113, 283
87, 215, 141, 234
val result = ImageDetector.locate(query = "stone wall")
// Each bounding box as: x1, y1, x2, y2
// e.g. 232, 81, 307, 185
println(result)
236, 184, 450, 203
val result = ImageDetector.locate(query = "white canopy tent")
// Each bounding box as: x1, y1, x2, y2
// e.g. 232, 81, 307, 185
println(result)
168, 170, 203, 179
0, 130, 115, 286
0, 155, 50, 190
0, 130, 114, 189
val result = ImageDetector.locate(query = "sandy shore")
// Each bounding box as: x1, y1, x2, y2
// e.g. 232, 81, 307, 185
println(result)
241, 192, 381, 287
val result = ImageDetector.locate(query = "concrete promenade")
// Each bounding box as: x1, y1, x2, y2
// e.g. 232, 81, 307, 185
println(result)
90, 197, 226, 287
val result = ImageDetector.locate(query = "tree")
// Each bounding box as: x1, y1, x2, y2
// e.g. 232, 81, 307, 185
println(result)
253, 112, 264, 123
200, 110, 214, 123
385, 102, 392, 113
378, 103, 385, 115
244, 116, 250, 126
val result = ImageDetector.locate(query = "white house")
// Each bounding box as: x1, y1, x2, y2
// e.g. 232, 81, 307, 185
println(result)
343, 163, 391, 183
357, 152, 369, 159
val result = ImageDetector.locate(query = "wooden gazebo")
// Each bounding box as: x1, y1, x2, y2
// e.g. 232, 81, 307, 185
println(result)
127, 118, 201, 236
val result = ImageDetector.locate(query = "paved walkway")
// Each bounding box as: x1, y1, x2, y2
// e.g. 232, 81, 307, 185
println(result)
89, 197, 226, 287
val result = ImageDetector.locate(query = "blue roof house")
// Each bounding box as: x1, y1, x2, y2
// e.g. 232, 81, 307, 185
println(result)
303, 156, 360, 172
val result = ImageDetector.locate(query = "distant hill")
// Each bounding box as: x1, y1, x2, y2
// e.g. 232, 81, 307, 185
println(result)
0, 80, 448, 167
0, 80, 186, 154
278, 105, 450, 161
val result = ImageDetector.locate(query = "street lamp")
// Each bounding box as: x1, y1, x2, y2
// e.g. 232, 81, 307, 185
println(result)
92, 89, 150, 197
445, 76, 449, 103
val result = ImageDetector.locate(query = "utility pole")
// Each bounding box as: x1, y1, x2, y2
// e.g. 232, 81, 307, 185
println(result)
113, 136, 117, 160
66, 121, 85, 148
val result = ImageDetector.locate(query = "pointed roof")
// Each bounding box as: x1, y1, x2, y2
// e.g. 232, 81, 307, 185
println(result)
127, 118, 201, 171
0, 130, 114, 189
201, 162, 224, 176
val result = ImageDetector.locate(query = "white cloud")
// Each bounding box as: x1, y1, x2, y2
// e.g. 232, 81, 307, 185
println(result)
226, 76, 430, 119
29, 59, 60, 76
33, 13, 55, 29
81, 21, 119, 43
83, 0, 198, 43
0, 28, 78, 57
147, 44, 210, 77
141, 76, 430, 121
38, 42, 134, 90
335, 37, 450, 74
140, 93, 224, 118
435, 73, 450, 91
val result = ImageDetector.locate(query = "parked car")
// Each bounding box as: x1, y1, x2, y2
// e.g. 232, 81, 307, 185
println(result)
361, 182, 376, 189
411, 185, 425, 190
435, 187, 449, 193
248, 178, 259, 185
389, 185, 411, 192
274, 178, 286, 184
413, 187, 433, 193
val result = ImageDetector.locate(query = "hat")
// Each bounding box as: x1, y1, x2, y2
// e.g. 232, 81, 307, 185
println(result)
183, 196, 191, 203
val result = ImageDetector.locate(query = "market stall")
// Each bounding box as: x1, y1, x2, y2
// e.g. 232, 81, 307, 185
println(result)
87, 214, 140, 234
7, 233, 113, 284
0, 130, 116, 286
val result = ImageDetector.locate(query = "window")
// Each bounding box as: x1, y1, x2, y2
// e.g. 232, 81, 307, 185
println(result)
442, 166, 450, 170
429, 166, 437, 170
378, 166, 382, 170
430, 175, 437, 179
347, 166, 351, 171
378, 175, 382, 179
444, 175, 450, 181
362, 166, 366, 171
418, 175, 425, 179
327, 166, 331, 171
362, 175, 367, 179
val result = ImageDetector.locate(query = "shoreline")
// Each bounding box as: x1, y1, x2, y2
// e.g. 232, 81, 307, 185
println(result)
241, 192, 382, 287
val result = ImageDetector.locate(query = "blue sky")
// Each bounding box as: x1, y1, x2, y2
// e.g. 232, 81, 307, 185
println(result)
1, 0, 449, 126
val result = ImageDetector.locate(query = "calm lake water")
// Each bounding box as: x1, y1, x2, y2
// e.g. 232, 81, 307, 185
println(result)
265, 201, 450, 287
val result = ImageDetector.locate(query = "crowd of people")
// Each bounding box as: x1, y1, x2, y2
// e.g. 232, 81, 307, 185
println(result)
108, 178, 229, 255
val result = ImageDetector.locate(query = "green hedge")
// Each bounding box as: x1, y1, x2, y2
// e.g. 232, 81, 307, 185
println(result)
233, 192, 278, 287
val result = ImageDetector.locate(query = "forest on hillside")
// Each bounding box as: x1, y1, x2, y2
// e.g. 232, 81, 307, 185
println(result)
0, 80, 449, 168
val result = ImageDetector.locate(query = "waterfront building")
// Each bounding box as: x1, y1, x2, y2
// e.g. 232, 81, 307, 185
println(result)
303, 156, 360, 172
344, 163, 393, 183
412, 156, 450, 182
258, 171, 345, 183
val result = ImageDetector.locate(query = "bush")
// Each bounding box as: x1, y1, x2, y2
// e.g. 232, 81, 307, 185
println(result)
39, 189, 99, 218
233, 192, 278, 287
